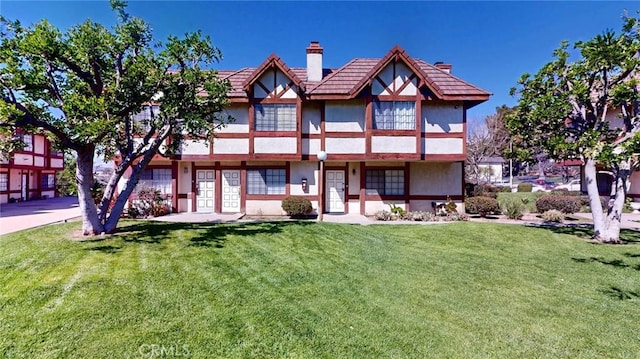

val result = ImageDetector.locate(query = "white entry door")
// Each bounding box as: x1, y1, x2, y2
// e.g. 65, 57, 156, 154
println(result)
196, 170, 215, 212
222, 170, 241, 213
325, 170, 345, 213
21, 173, 28, 201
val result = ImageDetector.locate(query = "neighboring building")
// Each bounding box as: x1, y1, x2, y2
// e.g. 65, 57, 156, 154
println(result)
477, 156, 504, 183
118, 43, 490, 215
0, 130, 64, 204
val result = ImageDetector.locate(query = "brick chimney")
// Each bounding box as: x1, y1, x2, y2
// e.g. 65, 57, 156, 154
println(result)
306, 41, 323, 82
434, 61, 452, 73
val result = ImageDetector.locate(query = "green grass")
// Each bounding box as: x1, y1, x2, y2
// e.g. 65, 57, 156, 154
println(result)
2, 221, 640, 358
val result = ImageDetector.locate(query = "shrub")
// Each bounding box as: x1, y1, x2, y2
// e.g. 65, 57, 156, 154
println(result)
444, 196, 459, 214
442, 212, 470, 222
130, 187, 171, 218
465, 196, 499, 217
374, 210, 392, 221
389, 204, 407, 219
542, 209, 564, 222
535, 195, 581, 214
407, 211, 435, 222
500, 186, 512, 193
281, 196, 313, 217
501, 199, 524, 220
517, 183, 533, 192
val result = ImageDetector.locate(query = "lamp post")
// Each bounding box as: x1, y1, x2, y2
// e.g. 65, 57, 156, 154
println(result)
317, 150, 327, 222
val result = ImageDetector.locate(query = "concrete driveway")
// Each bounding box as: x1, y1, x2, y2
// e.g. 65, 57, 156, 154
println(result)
0, 196, 80, 236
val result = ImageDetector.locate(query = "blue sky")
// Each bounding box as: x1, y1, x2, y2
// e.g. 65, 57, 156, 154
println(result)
3, 1, 640, 126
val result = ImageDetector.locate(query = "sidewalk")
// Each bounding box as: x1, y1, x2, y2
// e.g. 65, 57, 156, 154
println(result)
0, 196, 80, 235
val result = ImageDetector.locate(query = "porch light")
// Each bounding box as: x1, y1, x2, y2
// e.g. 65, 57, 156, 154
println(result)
317, 151, 327, 162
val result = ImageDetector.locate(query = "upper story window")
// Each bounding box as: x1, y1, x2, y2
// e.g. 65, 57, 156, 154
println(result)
255, 104, 296, 131
132, 105, 160, 131
0, 173, 7, 191
373, 101, 416, 130
21, 134, 33, 152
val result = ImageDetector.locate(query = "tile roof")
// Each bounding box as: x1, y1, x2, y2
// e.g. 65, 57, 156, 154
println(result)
217, 46, 490, 100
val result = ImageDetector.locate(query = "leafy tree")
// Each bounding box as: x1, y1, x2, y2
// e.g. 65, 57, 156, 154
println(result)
466, 105, 513, 183
508, 13, 640, 243
0, 1, 231, 234
56, 152, 77, 196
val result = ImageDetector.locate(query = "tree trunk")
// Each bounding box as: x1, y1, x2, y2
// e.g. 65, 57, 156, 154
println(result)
97, 158, 131, 223
585, 158, 623, 243
76, 145, 105, 235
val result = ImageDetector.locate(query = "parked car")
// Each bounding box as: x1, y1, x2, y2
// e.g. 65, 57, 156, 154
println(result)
555, 179, 581, 191
520, 180, 550, 192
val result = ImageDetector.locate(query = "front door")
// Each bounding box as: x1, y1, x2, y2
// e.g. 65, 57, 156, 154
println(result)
196, 170, 215, 212
325, 170, 345, 213
222, 170, 241, 213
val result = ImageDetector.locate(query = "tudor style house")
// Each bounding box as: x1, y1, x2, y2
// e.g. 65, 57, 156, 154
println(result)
0, 131, 64, 204
119, 43, 490, 215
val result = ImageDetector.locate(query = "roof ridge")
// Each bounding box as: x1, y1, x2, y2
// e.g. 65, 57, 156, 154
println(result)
416, 59, 491, 94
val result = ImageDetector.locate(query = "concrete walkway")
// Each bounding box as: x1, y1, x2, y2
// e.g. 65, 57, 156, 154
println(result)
0, 196, 81, 235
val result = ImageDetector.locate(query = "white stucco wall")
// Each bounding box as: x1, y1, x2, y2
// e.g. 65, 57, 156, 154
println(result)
213, 138, 249, 154
13, 154, 32, 166
422, 138, 464, 154
422, 103, 464, 133
254, 69, 298, 99
302, 139, 321, 156
180, 139, 210, 155
219, 105, 249, 133
41, 190, 55, 199
254, 137, 297, 154
34, 156, 45, 167
289, 161, 318, 196
0, 194, 7, 204
302, 104, 321, 134
178, 161, 192, 193
348, 162, 360, 195
371, 136, 416, 153
410, 162, 462, 196
325, 138, 365, 154
629, 171, 640, 197
245, 200, 287, 216
50, 158, 64, 168
365, 201, 406, 215
325, 100, 365, 132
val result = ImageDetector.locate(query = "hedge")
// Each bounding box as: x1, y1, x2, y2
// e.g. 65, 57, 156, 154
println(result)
535, 195, 582, 214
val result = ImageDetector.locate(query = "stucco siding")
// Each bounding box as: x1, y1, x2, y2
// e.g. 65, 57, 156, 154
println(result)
50, 158, 64, 168
371, 136, 416, 153
34, 156, 45, 167
245, 200, 287, 216
348, 162, 360, 195
365, 200, 406, 215
410, 162, 462, 196
181, 139, 210, 155
219, 106, 249, 133
302, 104, 322, 134
324, 101, 365, 132
422, 103, 464, 133
290, 162, 319, 196
34, 136, 45, 154
13, 154, 33, 166
302, 139, 321, 156
254, 137, 297, 154
213, 138, 249, 154
422, 138, 464, 154
325, 138, 365, 154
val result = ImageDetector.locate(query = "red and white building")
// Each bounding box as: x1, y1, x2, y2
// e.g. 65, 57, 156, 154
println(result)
0, 131, 64, 204
120, 43, 490, 215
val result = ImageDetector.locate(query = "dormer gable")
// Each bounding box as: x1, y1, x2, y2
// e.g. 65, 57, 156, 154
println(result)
349, 45, 441, 99
241, 54, 305, 99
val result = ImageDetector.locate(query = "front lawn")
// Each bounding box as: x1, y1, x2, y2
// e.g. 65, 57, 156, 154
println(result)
1, 221, 639, 357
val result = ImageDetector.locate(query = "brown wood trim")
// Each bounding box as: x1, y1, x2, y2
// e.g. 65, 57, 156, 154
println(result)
253, 132, 297, 137
177, 193, 188, 199
191, 162, 196, 212
370, 129, 416, 136
285, 162, 291, 196
404, 162, 410, 211
246, 194, 288, 200
240, 162, 247, 212
215, 167, 222, 213
215, 132, 249, 139
171, 162, 178, 212
420, 154, 466, 161
422, 132, 464, 138
303, 131, 365, 139
359, 161, 366, 215
254, 98, 298, 104
347, 194, 360, 200
371, 95, 420, 101
365, 92, 372, 156
296, 98, 302, 157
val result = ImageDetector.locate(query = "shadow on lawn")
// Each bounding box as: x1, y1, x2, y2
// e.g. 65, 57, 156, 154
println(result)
600, 286, 640, 300
539, 224, 640, 244
84, 220, 315, 252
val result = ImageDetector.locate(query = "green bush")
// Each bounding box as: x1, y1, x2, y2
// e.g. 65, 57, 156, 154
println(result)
501, 199, 524, 220
542, 209, 564, 222
535, 195, 581, 214
130, 187, 171, 218
500, 186, 512, 193
517, 183, 533, 192
465, 196, 499, 217
281, 196, 313, 217
389, 204, 408, 219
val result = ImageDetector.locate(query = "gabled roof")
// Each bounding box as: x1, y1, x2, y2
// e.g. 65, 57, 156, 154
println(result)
346, 45, 439, 98
218, 46, 491, 102
240, 54, 305, 92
